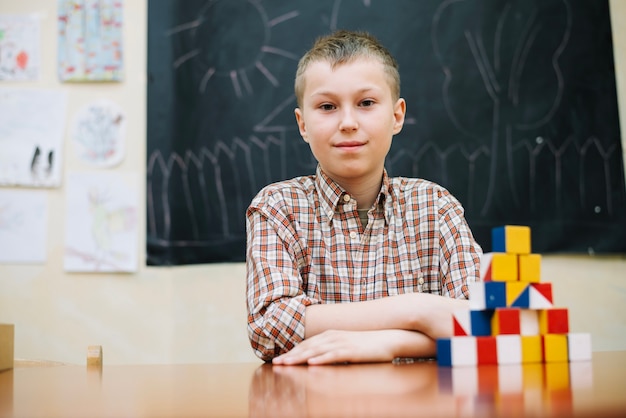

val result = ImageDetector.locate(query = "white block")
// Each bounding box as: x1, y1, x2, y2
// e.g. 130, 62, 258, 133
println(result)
520, 310, 539, 336
451, 336, 478, 366
469, 281, 486, 310
568, 332, 592, 362
496, 335, 522, 364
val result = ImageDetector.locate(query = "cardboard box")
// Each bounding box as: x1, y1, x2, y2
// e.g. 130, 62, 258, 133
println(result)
0, 324, 14, 371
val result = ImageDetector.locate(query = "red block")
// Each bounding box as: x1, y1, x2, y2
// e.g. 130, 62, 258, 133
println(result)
477, 336, 498, 365
493, 308, 521, 335
541, 308, 569, 334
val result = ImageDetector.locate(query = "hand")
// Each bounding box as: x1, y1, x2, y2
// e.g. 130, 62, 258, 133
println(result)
272, 329, 395, 365
272, 329, 436, 365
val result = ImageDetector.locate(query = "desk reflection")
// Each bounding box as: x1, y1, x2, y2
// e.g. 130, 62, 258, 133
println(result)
248, 359, 593, 418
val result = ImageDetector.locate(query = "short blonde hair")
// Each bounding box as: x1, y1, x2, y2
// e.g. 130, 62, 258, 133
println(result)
294, 30, 401, 108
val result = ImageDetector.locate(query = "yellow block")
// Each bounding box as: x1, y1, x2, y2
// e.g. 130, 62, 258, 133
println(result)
521, 335, 543, 363
0, 323, 14, 371
505, 225, 531, 255
519, 254, 542, 283
492, 253, 518, 281
542, 334, 569, 363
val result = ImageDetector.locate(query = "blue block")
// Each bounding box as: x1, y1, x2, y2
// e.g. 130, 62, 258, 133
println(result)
470, 309, 493, 336
437, 338, 452, 366
492, 226, 506, 252
485, 282, 506, 309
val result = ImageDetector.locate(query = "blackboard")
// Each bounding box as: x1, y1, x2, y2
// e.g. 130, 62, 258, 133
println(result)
147, 0, 626, 265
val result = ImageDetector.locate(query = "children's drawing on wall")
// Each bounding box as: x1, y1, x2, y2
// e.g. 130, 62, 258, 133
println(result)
0, 14, 40, 81
0, 88, 67, 187
65, 171, 138, 272
0, 189, 47, 263
57, 0, 123, 82
72, 99, 125, 167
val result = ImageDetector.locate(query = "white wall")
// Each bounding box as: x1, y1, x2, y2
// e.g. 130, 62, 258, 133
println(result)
0, 0, 624, 365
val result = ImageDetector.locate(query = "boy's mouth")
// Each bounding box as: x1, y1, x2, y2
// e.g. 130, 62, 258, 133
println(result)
335, 140, 366, 150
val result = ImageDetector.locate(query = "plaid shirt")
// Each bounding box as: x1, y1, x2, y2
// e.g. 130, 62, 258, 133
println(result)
246, 166, 482, 361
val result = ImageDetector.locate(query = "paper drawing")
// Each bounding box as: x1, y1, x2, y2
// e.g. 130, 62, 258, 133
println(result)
0, 14, 40, 81
72, 99, 125, 167
0, 189, 48, 264
57, 0, 123, 82
64, 171, 138, 272
0, 88, 68, 187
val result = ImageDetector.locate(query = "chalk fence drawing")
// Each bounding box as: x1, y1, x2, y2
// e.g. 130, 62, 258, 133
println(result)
0, 88, 67, 188
0, 14, 40, 81
57, 0, 123, 82
147, 0, 624, 260
0, 190, 48, 264
72, 99, 126, 167
65, 171, 138, 272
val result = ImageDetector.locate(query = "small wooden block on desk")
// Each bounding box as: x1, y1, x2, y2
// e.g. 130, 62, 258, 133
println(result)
87, 345, 103, 367
0, 323, 15, 371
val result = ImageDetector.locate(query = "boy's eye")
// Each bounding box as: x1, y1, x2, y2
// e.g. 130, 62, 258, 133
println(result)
319, 103, 335, 111
360, 99, 375, 107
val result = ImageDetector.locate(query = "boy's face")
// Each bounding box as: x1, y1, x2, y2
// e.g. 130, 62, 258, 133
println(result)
294, 58, 405, 187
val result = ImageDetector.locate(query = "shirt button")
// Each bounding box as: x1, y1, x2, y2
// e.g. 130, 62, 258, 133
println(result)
418, 278, 424, 285
343, 194, 351, 202
350, 231, 358, 239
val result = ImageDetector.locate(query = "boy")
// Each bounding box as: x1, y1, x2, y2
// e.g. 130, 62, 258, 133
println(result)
246, 30, 482, 365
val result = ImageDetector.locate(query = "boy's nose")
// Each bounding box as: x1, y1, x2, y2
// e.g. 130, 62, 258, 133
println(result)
339, 109, 359, 132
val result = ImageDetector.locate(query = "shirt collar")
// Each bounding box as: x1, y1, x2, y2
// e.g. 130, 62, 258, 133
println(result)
315, 165, 392, 225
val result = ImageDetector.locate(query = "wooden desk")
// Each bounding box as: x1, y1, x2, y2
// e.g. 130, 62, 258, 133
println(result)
0, 351, 624, 417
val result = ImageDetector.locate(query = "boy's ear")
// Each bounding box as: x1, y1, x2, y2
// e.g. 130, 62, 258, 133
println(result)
294, 108, 308, 142
392, 98, 406, 135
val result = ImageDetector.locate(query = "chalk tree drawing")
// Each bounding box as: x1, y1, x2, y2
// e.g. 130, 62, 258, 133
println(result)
432, 0, 573, 215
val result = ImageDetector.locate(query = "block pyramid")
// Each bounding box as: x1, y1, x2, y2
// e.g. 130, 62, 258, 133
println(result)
437, 225, 592, 366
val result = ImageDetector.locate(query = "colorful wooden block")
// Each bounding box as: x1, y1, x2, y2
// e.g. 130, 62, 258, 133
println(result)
476, 336, 498, 365
507, 282, 529, 308
492, 308, 521, 335
520, 309, 540, 335
453, 309, 493, 336
539, 308, 569, 334
496, 334, 522, 364
452, 309, 470, 336
567, 333, 592, 362
529, 283, 553, 309
521, 335, 543, 363
471, 310, 493, 336
492, 225, 531, 255
481, 252, 518, 281
542, 334, 569, 362
518, 253, 542, 282
469, 281, 507, 310
437, 336, 477, 367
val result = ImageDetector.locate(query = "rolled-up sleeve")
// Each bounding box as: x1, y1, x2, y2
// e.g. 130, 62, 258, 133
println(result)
245, 193, 317, 362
